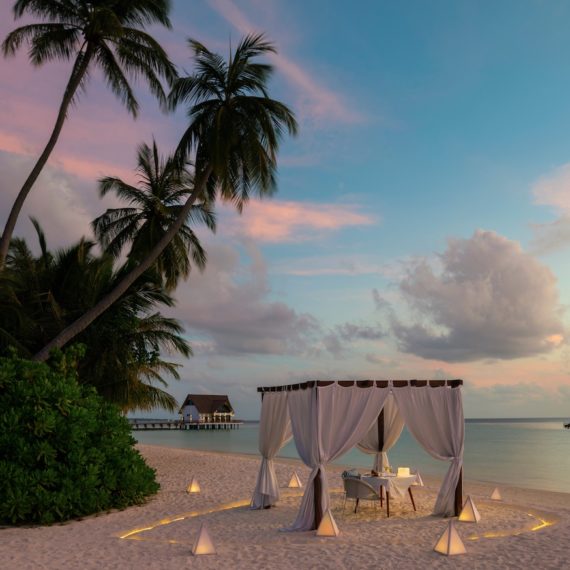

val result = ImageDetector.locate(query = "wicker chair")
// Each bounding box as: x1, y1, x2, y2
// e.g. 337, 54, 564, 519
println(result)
342, 477, 381, 513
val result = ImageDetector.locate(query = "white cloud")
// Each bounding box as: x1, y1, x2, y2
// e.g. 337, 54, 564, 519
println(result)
392, 230, 565, 362
172, 241, 319, 355
0, 151, 124, 251
531, 162, 570, 253
533, 163, 570, 215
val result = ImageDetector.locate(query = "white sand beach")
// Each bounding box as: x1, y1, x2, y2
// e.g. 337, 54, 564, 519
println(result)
2, 443, 570, 569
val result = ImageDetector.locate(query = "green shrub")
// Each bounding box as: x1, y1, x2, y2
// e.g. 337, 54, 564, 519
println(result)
0, 347, 159, 525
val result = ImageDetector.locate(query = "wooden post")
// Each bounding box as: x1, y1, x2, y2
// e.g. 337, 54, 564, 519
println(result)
377, 409, 384, 468
454, 467, 463, 516
313, 385, 322, 530
314, 468, 322, 529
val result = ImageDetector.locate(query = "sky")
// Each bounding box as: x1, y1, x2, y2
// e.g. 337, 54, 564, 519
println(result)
2, 0, 570, 419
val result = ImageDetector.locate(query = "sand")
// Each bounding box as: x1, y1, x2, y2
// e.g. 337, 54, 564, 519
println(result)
2, 444, 570, 569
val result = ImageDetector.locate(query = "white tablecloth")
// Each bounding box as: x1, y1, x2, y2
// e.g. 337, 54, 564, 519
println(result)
362, 472, 422, 499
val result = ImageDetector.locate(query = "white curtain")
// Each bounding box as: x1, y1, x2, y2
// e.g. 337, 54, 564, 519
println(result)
393, 386, 464, 516
251, 392, 292, 509
286, 384, 389, 531
357, 393, 404, 471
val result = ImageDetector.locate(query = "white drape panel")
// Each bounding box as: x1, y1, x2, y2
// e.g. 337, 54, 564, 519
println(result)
286, 384, 389, 531
357, 393, 405, 471
393, 386, 464, 516
251, 392, 292, 509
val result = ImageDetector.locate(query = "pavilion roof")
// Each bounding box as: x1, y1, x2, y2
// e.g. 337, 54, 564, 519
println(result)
179, 394, 234, 414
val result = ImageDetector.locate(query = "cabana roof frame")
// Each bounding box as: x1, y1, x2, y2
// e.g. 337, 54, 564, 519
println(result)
257, 379, 463, 392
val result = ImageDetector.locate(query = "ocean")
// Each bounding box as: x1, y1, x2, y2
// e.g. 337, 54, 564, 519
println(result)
133, 418, 570, 494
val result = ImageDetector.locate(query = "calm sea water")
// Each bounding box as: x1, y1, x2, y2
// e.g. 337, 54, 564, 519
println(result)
134, 418, 570, 494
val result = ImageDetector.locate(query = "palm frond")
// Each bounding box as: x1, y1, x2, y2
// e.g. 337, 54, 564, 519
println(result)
2, 23, 77, 58
29, 25, 81, 65
13, 0, 79, 22
95, 42, 139, 117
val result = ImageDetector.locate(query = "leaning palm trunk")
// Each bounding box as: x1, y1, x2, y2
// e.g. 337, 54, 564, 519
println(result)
33, 167, 211, 362
0, 48, 93, 267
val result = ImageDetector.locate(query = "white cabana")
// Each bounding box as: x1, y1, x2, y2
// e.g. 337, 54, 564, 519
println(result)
252, 379, 464, 531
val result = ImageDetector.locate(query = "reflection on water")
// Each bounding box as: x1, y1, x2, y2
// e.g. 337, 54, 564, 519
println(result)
134, 419, 570, 494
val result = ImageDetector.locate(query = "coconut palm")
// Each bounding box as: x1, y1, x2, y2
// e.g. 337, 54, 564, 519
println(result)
0, 0, 177, 266
33, 33, 297, 361
0, 222, 189, 412
92, 140, 216, 291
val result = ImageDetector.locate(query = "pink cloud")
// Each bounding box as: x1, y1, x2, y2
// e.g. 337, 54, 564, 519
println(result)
0, 132, 30, 155
224, 200, 375, 242
0, 80, 168, 184
0, 2, 177, 185
207, 0, 364, 125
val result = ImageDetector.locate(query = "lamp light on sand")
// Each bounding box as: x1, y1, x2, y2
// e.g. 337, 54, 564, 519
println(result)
433, 520, 467, 556
192, 523, 216, 555
397, 467, 410, 477
316, 509, 340, 537
458, 495, 481, 523
490, 487, 502, 501
186, 476, 201, 494
288, 471, 303, 488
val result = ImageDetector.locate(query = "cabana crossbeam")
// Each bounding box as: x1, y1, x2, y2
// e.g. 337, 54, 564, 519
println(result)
257, 379, 463, 392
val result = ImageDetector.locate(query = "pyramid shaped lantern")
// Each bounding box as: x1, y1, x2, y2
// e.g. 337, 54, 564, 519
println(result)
490, 487, 502, 501
288, 471, 303, 488
458, 495, 481, 523
316, 509, 340, 537
187, 476, 201, 494
192, 523, 216, 555
433, 520, 467, 556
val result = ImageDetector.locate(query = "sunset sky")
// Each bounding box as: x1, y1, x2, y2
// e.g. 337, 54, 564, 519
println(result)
2, 0, 570, 419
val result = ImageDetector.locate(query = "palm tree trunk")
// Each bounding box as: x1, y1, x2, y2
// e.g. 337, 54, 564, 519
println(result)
33, 168, 211, 362
0, 47, 93, 267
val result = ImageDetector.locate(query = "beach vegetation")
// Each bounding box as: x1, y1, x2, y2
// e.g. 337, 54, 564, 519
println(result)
0, 347, 159, 525
0, 221, 190, 412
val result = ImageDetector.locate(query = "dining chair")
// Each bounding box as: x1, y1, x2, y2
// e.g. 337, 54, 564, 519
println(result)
342, 477, 381, 513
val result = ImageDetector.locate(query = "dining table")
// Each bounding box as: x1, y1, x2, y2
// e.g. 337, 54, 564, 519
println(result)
361, 472, 423, 517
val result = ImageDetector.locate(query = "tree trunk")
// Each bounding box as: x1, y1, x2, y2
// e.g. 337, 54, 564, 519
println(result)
0, 47, 93, 267
33, 169, 211, 362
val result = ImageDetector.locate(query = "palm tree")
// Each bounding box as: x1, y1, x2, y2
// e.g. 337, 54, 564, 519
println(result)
33, 33, 297, 362
75, 266, 189, 412
0, 0, 177, 266
92, 140, 216, 290
1, 221, 189, 412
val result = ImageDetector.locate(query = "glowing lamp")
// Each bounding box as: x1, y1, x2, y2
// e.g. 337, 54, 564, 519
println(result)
397, 467, 410, 477
433, 520, 467, 556
490, 487, 502, 501
192, 523, 216, 555
316, 509, 340, 537
288, 471, 303, 488
458, 495, 481, 523
186, 476, 201, 494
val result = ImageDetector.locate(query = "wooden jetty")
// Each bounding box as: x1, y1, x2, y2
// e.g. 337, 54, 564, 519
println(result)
129, 418, 243, 431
